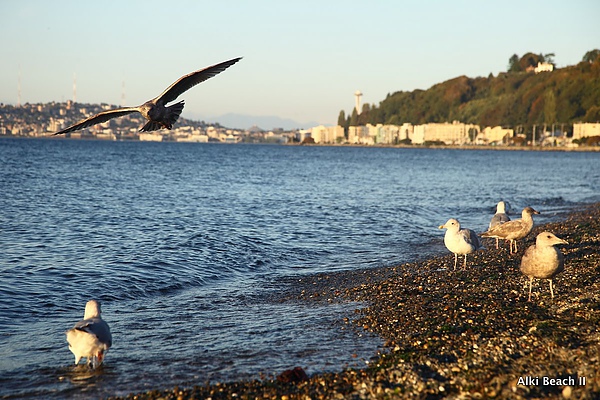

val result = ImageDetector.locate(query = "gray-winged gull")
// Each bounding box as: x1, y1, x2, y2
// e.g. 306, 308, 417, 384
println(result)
489, 200, 511, 249
52, 57, 242, 135
439, 218, 483, 269
66, 300, 112, 368
481, 206, 539, 254
520, 231, 568, 301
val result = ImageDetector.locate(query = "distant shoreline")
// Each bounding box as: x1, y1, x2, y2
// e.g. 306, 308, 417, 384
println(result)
3, 135, 600, 152
295, 141, 600, 152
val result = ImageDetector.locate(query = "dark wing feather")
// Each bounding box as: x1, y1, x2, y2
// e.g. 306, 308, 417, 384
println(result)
154, 57, 242, 104
53, 107, 140, 135
462, 228, 482, 249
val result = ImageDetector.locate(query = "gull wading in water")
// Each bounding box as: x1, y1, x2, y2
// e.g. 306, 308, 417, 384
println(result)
488, 200, 511, 249
520, 231, 568, 301
66, 300, 112, 368
52, 57, 242, 135
481, 206, 540, 254
439, 218, 483, 270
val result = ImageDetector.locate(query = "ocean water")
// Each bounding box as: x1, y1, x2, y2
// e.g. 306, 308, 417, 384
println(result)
1, 138, 599, 398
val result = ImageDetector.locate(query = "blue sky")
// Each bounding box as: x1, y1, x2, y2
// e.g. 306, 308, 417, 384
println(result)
1, 0, 598, 128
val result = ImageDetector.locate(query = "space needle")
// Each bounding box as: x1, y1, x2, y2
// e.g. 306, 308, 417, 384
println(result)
354, 90, 362, 113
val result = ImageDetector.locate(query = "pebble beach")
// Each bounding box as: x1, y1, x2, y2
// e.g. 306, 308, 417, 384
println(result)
113, 202, 600, 400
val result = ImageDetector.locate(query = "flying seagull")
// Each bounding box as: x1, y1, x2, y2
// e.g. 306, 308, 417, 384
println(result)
52, 57, 242, 135
66, 300, 112, 368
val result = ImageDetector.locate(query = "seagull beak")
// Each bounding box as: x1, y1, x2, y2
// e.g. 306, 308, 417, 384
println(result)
439, 225, 445, 229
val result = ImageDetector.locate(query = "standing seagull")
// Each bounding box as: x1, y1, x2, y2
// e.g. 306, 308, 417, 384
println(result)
52, 57, 242, 135
439, 218, 483, 269
66, 300, 112, 368
489, 201, 511, 249
520, 232, 568, 301
481, 206, 540, 254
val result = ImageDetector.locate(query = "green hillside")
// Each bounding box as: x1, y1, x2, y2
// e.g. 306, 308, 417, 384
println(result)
341, 50, 600, 131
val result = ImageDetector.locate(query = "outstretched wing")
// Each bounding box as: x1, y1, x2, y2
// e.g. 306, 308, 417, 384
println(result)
53, 107, 140, 135
154, 57, 242, 105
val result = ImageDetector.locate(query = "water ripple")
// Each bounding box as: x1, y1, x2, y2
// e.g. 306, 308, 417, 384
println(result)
1, 139, 599, 398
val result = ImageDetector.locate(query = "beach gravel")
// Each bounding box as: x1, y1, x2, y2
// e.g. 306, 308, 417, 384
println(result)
111, 203, 600, 399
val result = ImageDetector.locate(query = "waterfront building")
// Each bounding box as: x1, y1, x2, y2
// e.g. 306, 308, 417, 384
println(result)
412, 121, 479, 145
573, 122, 600, 139
310, 125, 344, 144
476, 126, 513, 145
348, 125, 370, 145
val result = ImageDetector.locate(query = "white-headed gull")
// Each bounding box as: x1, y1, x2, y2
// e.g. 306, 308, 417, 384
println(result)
66, 300, 112, 368
439, 218, 483, 269
489, 201, 511, 249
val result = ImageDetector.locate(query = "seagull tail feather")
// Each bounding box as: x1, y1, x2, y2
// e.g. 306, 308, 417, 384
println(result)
165, 100, 185, 128
140, 121, 163, 132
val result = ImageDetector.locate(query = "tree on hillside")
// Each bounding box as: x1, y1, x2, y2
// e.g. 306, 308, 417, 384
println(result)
583, 106, 600, 122
544, 90, 557, 125
508, 54, 520, 72
349, 108, 358, 126
519, 52, 544, 71
543, 53, 556, 65
337, 110, 346, 127
357, 103, 370, 125
583, 49, 600, 63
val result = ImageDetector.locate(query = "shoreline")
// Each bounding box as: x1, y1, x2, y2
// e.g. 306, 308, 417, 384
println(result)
294, 142, 600, 152
3, 136, 600, 152
112, 203, 600, 399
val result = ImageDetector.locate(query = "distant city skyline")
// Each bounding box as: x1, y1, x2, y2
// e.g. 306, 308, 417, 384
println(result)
1, 0, 599, 129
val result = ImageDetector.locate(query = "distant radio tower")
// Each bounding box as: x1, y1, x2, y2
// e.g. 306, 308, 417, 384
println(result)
73, 73, 77, 103
354, 90, 362, 114
121, 80, 126, 107
17, 66, 22, 107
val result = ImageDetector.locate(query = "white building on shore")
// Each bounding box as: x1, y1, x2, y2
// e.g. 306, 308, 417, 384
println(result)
476, 126, 513, 145
412, 121, 479, 145
310, 125, 345, 144
348, 125, 370, 145
573, 122, 600, 139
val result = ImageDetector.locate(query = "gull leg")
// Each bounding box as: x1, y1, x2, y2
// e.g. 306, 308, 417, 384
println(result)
549, 279, 554, 298
454, 253, 458, 270
463, 254, 468, 269
495, 238, 499, 249
528, 277, 533, 301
